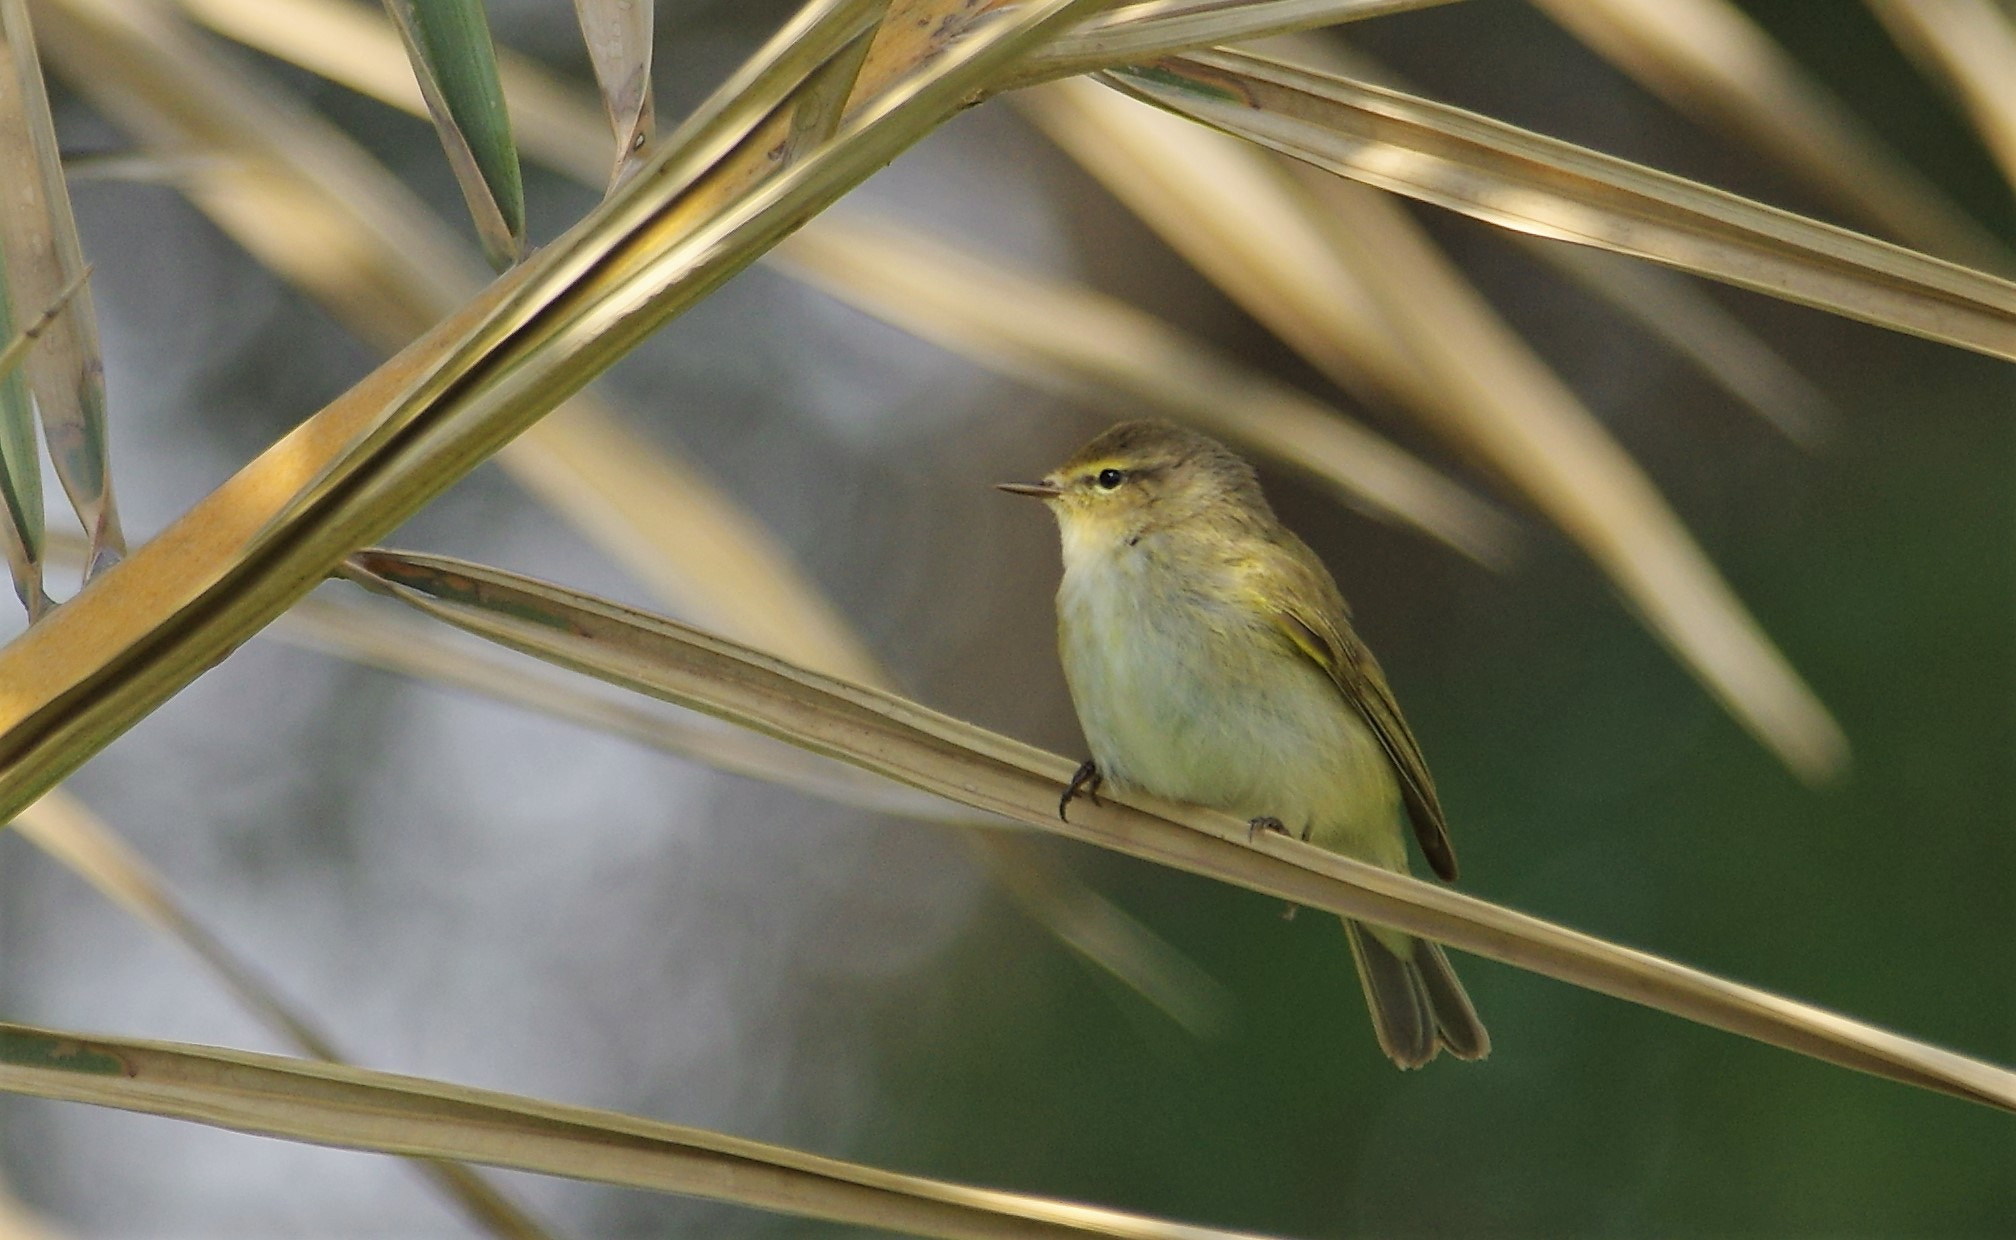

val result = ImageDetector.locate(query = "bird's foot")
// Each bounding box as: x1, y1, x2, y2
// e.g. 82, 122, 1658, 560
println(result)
1060, 760, 1103, 822
1246, 815, 1287, 843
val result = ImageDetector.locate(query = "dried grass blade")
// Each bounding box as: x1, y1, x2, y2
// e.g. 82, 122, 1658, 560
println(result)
8, 790, 556, 1240
274, 587, 1002, 826
0, 1019, 1277, 1240
1100, 49, 2016, 361
0, 0, 121, 577
774, 219, 1516, 567
1867, 0, 2016, 196
1531, 0, 2010, 271
574, 0, 655, 186
338, 548, 2014, 1111
53, 0, 1217, 1041
1013, 0, 1463, 86
1258, 36, 1837, 445
381, 0, 526, 266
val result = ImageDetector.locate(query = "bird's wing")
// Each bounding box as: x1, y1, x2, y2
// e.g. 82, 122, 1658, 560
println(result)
1263, 546, 1459, 882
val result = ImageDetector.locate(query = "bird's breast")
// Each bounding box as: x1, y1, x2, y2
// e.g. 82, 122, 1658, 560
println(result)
1055, 541, 1400, 855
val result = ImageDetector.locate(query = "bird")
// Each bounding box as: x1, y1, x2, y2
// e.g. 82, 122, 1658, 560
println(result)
998, 419, 1487, 1068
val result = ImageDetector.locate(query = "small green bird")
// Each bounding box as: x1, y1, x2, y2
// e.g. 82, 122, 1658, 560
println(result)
1000, 420, 1487, 1068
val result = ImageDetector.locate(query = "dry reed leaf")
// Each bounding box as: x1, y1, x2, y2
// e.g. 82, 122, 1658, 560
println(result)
573, 0, 655, 185
1100, 48, 2016, 361
0, 1018, 1275, 1240
274, 588, 1005, 827
1258, 36, 1837, 445
1027, 80, 1847, 781
338, 547, 2016, 1112
772, 218, 1519, 567
8, 789, 556, 1240
52, 0, 1218, 1037
1012, 0, 1463, 86
1531, 0, 2010, 271
1867, 0, 2016, 196
382, 0, 526, 266
0, 0, 121, 578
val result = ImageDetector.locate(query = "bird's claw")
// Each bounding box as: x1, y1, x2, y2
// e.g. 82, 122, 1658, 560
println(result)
1246, 815, 1287, 843
1060, 760, 1103, 822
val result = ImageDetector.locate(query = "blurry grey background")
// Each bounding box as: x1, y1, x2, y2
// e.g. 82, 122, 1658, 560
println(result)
1, 0, 2012, 1236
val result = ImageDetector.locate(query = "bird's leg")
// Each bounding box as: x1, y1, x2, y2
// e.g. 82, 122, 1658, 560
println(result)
1060, 760, 1104, 822
1246, 817, 1306, 919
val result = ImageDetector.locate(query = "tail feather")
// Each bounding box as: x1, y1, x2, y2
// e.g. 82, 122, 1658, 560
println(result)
1344, 919, 1490, 1069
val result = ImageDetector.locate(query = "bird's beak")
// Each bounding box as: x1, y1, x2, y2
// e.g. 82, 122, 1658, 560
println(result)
995, 480, 1062, 499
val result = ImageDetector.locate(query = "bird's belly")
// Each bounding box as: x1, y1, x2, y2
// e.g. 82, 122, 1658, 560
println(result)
1058, 567, 1403, 864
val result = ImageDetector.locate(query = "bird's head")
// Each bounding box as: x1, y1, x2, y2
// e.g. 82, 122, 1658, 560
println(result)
996, 421, 1267, 559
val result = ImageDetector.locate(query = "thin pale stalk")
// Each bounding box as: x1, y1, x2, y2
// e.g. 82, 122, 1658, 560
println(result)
1010, 0, 1464, 86
1259, 35, 1836, 445
0, 1019, 1276, 1240
0, 0, 121, 576
8, 791, 556, 1240
1531, 0, 2011, 272
1099, 48, 2016, 361
338, 547, 2016, 1113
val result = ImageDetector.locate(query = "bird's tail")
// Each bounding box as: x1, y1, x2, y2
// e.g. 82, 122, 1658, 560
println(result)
1343, 919, 1490, 1069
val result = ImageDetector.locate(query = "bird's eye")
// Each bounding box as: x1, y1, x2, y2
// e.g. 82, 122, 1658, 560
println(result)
1096, 468, 1126, 490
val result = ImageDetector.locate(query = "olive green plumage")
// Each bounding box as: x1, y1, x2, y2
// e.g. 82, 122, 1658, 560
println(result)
1001, 420, 1487, 1068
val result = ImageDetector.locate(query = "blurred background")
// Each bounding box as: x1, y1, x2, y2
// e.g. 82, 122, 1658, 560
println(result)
0, 0, 2011, 1235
